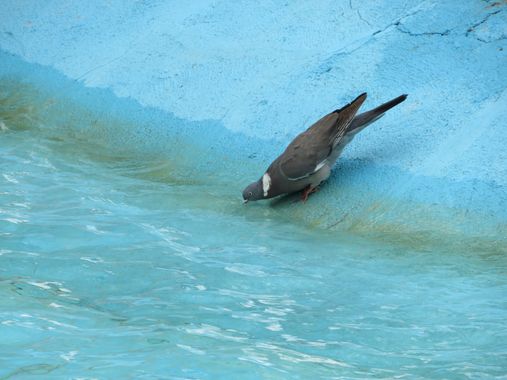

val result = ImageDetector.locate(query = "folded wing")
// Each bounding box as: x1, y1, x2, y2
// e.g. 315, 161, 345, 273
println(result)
278, 93, 367, 180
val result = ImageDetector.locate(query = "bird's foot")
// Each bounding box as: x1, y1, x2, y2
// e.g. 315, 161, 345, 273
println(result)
301, 185, 319, 202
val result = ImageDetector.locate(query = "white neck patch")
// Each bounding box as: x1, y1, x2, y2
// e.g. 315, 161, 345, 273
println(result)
262, 173, 271, 197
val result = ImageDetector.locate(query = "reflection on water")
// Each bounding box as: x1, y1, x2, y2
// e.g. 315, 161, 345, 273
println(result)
1, 79, 507, 378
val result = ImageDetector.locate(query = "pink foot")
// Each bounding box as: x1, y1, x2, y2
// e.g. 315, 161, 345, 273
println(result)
301, 185, 318, 202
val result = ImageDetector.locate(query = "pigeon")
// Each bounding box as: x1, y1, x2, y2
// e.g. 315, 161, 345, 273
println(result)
242, 93, 407, 203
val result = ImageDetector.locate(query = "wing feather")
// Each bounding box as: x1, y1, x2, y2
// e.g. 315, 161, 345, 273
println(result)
278, 93, 367, 180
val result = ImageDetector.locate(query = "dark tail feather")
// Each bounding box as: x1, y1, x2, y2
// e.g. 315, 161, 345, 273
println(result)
347, 94, 407, 134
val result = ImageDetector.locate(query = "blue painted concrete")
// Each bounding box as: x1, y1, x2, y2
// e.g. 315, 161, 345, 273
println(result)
1, 1, 506, 239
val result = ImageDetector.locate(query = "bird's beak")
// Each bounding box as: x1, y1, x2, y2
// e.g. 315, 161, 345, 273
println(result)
243, 199, 249, 204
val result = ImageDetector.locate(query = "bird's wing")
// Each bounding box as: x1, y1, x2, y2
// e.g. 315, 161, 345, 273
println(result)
277, 93, 367, 180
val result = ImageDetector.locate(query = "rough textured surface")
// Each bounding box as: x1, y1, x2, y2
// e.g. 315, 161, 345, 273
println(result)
1, 0, 506, 239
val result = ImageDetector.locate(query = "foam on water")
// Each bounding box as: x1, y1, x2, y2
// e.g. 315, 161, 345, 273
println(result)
1, 79, 507, 379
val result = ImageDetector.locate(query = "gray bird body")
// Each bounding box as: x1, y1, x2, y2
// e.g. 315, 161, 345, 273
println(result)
242, 93, 407, 202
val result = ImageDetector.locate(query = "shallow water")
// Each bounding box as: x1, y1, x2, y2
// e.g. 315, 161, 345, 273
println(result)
1, 82, 507, 379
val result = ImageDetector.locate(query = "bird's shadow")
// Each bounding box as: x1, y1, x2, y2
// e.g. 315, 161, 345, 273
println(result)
268, 192, 300, 207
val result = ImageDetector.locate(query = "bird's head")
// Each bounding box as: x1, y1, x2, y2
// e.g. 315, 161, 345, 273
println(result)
242, 173, 273, 203
242, 179, 264, 203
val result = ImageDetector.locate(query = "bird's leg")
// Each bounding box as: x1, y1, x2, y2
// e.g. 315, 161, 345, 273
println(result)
301, 185, 319, 202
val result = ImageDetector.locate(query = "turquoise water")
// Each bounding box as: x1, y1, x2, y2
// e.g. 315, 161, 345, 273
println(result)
1, 82, 507, 379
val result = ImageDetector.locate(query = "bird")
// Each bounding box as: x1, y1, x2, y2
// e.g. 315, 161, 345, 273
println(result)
242, 92, 407, 203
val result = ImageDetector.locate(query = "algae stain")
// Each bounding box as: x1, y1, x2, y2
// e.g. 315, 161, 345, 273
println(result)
0, 80, 45, 132
0, 77, 200, 187
329, 196, 507, 256
2, 77, 506, 255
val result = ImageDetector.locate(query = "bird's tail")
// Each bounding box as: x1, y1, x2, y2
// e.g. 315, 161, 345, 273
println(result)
346, 94, 407, 134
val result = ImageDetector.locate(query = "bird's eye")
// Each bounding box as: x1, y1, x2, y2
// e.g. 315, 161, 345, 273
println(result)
248, 192, 253, 197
